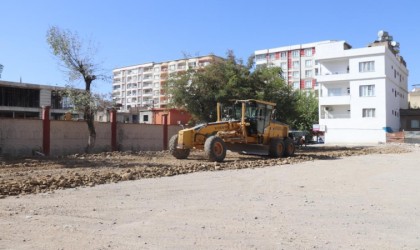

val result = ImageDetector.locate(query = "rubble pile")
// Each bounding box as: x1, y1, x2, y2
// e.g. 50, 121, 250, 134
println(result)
0, 144, 412, 197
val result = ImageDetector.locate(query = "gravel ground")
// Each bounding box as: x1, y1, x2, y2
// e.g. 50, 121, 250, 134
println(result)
0, 144, 411, 197
1, 143, 419, 249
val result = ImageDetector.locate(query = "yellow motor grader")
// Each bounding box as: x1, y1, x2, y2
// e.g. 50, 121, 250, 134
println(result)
169, 99, 295, 162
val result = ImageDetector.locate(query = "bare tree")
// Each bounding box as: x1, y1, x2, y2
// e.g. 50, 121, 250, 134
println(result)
46, 26, 108, 152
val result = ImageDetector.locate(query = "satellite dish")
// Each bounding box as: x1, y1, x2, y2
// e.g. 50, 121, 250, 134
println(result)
378, 30, 389, 41
391, 41, 397, 46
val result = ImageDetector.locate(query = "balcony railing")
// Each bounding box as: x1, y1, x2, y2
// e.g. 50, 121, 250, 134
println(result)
321, 113, 351, 119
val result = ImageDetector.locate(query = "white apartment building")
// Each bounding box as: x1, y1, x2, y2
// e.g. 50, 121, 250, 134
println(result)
254, 41, 333, 90
316, 32, 408, 144
112, 55, 221, 112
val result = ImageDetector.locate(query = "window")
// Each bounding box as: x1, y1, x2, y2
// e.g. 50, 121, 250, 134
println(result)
154, 67, 160, 72
293, 61, 299, 69
305, 70, 312, 78
359, 85, 375, 97
305, 60, 312, 67
293, 82, 300, 90
292, 50, 299, 58
188, 62, 197, 68
305, 80, 312, 89
269, 53, 275, 60
362, 108, 376, 118
305, 48, 312, 56
281, 62, 287, 70
359, 61, 375, 72
293, 71, 299, 78
143, 115, 149, 122
411, 120, 420, 129
169, 65, 175, 71
328, 88, 341, 96
281, 52, 287, 59
256, 54, 266, 61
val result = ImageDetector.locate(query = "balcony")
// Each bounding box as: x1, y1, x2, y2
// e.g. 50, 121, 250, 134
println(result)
319, 95, 350, 105
320, 105, 351, 119
320, 113, 351, 119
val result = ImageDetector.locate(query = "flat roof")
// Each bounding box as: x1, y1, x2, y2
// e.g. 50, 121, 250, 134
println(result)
0, 80, 68, 91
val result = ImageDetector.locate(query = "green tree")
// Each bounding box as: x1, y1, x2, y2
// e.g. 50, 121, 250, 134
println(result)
168, 51, 257, 122
168, 50, 319, 131
293, 91, 319, 131
46, 26, 108, 152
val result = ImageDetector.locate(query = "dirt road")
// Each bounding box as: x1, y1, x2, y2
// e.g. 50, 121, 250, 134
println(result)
1, 144, 420, 249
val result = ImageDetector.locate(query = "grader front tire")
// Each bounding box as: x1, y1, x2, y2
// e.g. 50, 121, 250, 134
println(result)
204, 136, 227, 162
169, 134, 190, 159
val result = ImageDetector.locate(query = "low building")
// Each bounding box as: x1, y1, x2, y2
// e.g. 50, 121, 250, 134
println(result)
0, 80, 82, 120
400, 109, 420, 131
408, 88, 420, 108
139, 108, 191, 125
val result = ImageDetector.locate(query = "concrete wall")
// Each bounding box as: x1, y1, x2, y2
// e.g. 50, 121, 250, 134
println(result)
0, 118, 182, 157
0, 119, 43, 156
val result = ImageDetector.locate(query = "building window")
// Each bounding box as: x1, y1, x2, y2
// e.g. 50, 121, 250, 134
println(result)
255, 54, 266, 61
359, 85, 375, 97
169, 65, 175, 71
293, 71, 299, 78
293, 61, 299, 69
362, 108, 376, 118
305, 60, 312, 67
411, 120, 420, 129
305, 80, 312, 89
188, 62, 197, 68
359, 61, 375, 72
143, 115, 149, 122
305, 48, 312, 56
281, 62, 287, 70
292, 50, 299, 58
328, 88, 341, 96
305, 70, 312, 78
293, 82, 300, 90
280, 52, 287, 59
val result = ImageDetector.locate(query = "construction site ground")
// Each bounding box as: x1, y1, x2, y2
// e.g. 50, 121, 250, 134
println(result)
1, 143, 420, 249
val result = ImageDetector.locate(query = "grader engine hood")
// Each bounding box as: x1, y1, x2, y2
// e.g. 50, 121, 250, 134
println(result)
177, 128, 195, 149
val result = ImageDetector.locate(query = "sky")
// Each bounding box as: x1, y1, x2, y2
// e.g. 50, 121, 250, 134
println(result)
1, 0, 420, 95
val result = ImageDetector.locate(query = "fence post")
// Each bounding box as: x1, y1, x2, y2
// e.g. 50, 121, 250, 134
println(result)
42, 106, 50, 156
162, 114, 168, 150
110, 108, 117, 151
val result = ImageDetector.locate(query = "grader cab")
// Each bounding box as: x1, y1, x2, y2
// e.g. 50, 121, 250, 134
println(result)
169, 99, 295, 162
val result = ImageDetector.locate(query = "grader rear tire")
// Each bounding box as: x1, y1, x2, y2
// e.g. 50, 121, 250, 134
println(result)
169, 134, 190, 159
283, 137, 295, 157
204, 136, 227, 162
269, 139, 285, 158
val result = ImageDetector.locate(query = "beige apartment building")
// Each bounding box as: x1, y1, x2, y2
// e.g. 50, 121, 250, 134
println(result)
112, 55, 222, 112
254, 41, 334, 90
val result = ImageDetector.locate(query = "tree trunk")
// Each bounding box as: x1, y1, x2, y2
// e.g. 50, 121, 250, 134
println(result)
84, 79, 96, 153
84, 106, 96, 153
